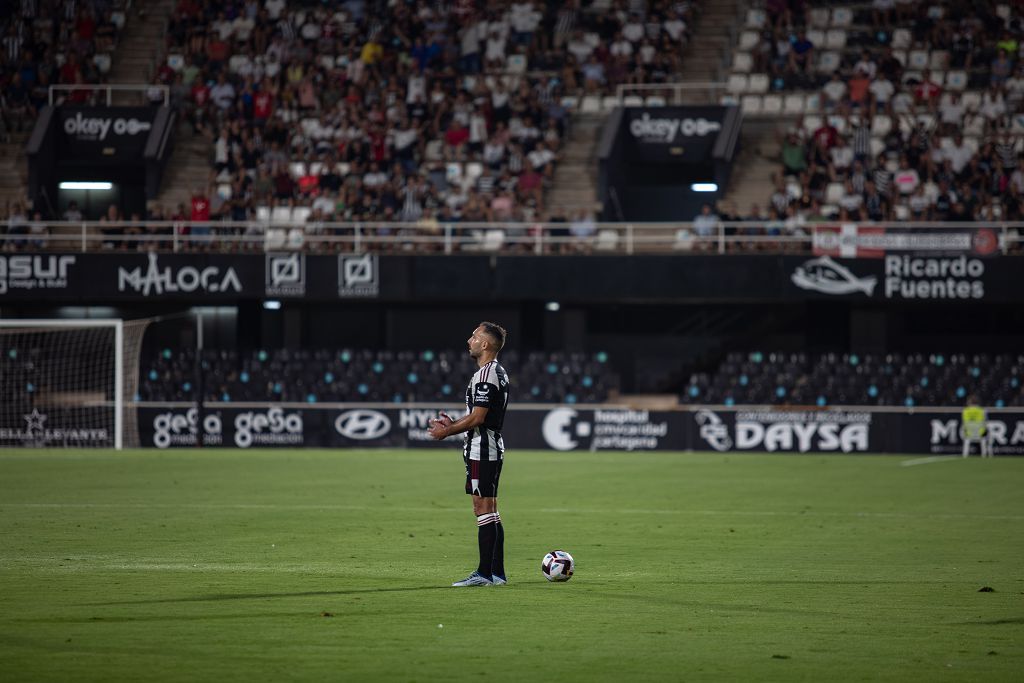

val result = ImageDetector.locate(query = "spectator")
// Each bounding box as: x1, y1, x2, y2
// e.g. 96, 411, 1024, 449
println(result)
693, 203, 720, 244
63, 201, 83, 222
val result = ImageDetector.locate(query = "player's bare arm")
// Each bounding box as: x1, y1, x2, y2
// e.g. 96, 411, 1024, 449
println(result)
428, 406, 489, 440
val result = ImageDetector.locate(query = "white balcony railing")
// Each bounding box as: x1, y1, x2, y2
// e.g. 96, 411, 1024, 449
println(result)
2, 220, 1021, 255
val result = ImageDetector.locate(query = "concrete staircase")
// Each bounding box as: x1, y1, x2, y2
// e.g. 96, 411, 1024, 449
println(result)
106, 0, 201, 211
676, 0, 745, 85
107, 0, 176, 102
0, 130, 30, 210
720, 121, 791, 218
547, 115, 605, 218
155, 131, 212, 212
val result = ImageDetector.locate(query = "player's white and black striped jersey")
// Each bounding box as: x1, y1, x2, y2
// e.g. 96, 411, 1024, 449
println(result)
464, 360, 510, 461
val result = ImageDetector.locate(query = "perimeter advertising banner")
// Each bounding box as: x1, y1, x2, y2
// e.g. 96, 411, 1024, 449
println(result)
2, 253, 1023, 303
131, 406, 1024, 455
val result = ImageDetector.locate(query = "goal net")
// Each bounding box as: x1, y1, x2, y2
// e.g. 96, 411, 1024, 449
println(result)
0, 319, 150, 449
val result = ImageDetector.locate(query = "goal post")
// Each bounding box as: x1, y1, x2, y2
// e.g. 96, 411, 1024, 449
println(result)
0, 319, 149, 450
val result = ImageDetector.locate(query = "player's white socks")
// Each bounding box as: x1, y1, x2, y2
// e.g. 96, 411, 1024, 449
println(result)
476, 513, 499, 526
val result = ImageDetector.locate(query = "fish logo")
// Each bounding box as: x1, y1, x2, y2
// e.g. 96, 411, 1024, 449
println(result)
791, 256, 877, 296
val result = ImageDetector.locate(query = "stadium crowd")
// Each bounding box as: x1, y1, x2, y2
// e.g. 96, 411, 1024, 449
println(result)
144, 0, 698, 239
751, 0, 1024, 238
1, 0, 125, 139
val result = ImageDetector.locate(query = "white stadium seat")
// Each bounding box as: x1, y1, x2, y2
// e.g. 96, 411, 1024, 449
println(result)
817, 51, 841, 74
747, 73, 770, 94
745, 9, 766, 28
960, 91, 982, 111
727, 73, 748, 95
601, 95, 621, 111
806, 29, 826, 47
645, 96, 666, 107
784, 94, 805, 114
825, 182, 845, 204
930, 50, 950, 70
762, 95, 783, 114
291, 207, 311, 224
869, 137, 885, 157
825, 29, 847, 50
945, 71, 968, 91
596, 229, 620, 251
892, 29, 911, 49
831, 8, 853, 27
809, 8, 829, 28
622, 95, 644, 107
264, 228, 286, 249
271, 206, 292, 225
732, 52, 753, 73
908, 50, 929, 70
871, 115, 893, 137
741, 95, 763, 115
802, 115, 823, 136
286, 228, 305, 249
738, 31, 760, 51
805, 93, 821, 113
580, 95, 601, 113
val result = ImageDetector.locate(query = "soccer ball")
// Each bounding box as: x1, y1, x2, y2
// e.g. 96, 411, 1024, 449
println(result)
541, 550, 574, 582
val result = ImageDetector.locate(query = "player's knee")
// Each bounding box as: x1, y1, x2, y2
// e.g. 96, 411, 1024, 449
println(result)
472, 496, 497, 515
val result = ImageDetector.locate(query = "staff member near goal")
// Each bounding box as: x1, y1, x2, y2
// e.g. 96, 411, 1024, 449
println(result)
428, 322, 510, 586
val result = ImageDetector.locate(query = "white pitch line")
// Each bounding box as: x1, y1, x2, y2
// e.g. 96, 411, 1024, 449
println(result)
0, 502, 1021, 520
900, 455, 961, 467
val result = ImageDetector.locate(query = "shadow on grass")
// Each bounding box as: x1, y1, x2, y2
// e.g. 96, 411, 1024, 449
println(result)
86, 585, 454, 606
21, 611, 338, 624
954, 617, 1024, 626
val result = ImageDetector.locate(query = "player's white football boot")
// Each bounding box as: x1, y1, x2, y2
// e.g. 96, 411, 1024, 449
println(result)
452, 572, 493, 587
491, 574, 507, 585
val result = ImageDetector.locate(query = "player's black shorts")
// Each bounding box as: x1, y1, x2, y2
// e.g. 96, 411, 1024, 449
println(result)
465, 457, 502, 497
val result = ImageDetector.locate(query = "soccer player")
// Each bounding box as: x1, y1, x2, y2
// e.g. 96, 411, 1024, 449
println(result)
428, 322, 510, 586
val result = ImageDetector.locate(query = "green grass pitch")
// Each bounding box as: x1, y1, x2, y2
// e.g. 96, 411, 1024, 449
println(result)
1, 449, 1022, 682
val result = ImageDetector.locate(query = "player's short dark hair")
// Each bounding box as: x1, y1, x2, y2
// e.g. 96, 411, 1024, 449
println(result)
479, 321, 507, 351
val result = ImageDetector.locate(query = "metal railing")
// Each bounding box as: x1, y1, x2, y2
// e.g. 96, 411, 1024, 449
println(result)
2, 220, 1021, 255
48, 84, 169, 107
615, 82, 728, 105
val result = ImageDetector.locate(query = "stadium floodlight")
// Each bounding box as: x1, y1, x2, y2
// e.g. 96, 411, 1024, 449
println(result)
263, 300, 282, 310
545, 301, 561, 312
59, 181, 113, 190
0, 319, 151, 450
690, 183, 718, 192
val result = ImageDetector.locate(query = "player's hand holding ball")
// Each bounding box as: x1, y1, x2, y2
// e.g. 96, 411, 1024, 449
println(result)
428, 412, 453, 440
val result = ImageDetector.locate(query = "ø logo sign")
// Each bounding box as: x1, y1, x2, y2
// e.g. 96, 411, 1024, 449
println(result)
335, 410, 391, 440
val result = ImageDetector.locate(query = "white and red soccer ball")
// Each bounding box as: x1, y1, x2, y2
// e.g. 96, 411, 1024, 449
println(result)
541, 550, 575, 582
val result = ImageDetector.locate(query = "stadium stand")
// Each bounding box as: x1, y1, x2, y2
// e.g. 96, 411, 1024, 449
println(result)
725, 1, 1024, 231
1, 0, 127, 211
137, 347, 618, 404
684, 350, 1024, 408
149, 0, 702, 232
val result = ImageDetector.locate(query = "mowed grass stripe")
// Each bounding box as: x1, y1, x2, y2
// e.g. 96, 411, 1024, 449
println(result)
1, 449, 1022, 682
